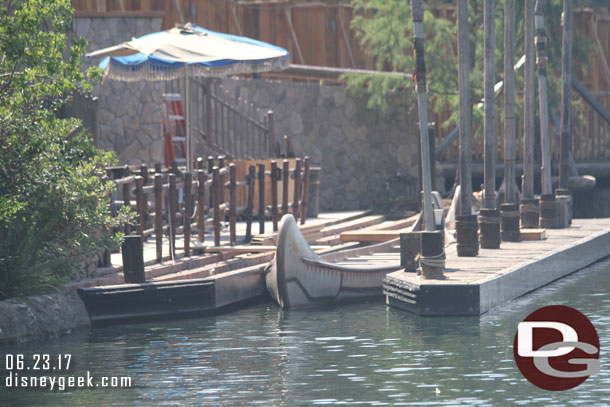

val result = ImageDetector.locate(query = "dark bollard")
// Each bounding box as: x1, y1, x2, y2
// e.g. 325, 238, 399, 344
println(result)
419, 231, 445, 279
478, 208, 501, 249
456, 214, 479, 257
501, 203, 521, 242
555, 188, 572, 227
520, 198, 539, 228
539, 194, 558, 228
122, 235, 145, 283
400, 232, 420, 272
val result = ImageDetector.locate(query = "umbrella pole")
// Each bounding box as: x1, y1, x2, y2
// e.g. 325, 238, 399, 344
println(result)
185, 63, 192, 172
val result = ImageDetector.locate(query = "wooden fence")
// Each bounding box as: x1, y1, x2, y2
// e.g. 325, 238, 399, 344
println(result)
106, 155, 311, 262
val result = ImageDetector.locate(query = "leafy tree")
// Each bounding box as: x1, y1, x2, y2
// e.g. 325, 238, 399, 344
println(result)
0, 0, 130, 298
346, 0, 592, 134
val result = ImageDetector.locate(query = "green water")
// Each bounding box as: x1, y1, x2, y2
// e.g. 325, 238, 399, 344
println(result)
1, 258, 609, 406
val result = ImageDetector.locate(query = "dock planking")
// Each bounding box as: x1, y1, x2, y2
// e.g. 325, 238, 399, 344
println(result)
383, 218, 610, 316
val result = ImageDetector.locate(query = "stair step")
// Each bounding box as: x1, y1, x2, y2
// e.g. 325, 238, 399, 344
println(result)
172, 137, 186, 142
169, 115, 185, 121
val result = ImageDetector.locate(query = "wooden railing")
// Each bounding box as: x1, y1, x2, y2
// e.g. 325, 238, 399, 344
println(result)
163, 77, 277, 160
106, 156, 311, 263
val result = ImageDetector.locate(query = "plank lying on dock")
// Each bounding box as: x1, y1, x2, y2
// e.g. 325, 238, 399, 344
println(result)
384, 218, 610, 316
339, 229, 409, 242
520, 228, 546, 241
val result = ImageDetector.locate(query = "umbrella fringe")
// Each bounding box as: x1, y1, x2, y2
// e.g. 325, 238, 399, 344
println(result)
104, 57, 290, 82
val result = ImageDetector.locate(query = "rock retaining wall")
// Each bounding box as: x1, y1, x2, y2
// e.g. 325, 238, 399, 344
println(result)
0, 289, 90, 345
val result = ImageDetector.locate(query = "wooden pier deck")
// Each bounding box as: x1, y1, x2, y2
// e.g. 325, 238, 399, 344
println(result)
383, 218, 610, 316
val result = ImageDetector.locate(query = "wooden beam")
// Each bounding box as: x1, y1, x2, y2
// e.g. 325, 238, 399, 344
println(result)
519, 228, 546, 240
339, 229, 410, 243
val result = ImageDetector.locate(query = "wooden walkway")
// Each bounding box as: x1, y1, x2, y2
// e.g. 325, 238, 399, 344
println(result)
384, 218, 610, 316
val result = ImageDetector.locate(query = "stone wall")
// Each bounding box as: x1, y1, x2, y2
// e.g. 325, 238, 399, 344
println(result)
0, 289, 90, 345
76, 16, 422, 210
74, 16, 167, 164
217, 78, 421, 210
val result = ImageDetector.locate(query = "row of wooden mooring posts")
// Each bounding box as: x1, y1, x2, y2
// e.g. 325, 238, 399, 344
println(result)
456, 191, 573, 254
106, 156, 313, 283
398, 188, 574, 280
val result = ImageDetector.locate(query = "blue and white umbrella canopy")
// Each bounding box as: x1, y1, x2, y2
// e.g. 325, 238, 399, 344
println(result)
87, 23, 289, 170
87, 23, 290, 81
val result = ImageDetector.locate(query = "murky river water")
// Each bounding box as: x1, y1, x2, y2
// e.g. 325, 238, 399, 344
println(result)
1, 257, 609, 406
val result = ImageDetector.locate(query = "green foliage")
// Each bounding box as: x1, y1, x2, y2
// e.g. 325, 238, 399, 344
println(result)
345, 0, 593, 134
0, 0, 126, 299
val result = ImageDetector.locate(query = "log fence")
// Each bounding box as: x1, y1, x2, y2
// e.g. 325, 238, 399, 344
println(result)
105, 156, 312, 264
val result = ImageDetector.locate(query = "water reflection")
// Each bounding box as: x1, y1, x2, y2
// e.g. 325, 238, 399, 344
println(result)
0, 258, 609, 406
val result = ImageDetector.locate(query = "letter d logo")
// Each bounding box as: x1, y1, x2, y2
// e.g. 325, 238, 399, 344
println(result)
513, 305, 600, 391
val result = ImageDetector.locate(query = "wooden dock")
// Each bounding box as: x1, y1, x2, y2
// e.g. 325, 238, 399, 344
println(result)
383, 218, 610, 316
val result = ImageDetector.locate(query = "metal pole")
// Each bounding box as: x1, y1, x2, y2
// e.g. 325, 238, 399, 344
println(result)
559, 0, 573, 190
483, 0, 496, 209
504, 0, 517, 204
185, 63, 192, 172
522, 0, 536, 199
458, 0, 472, 216
535, 0, 552, 196
411, 0, 434, 231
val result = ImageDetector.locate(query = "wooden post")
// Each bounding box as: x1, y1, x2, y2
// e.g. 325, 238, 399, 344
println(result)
207, 156, 215, 173
154, 173, 163, 263
483, 0, 496, 210
479, 208, 501, 249
205, 78, 212, 146
122, 181, 131, 234
500, 203, 521, 241
169, 173, 177, 259
300, 157, 311, 225
522, 0, 536, 200
245, 165, 256, 243
218, 155, 225, 204
271, 160, 279, 231
212, 166, 221, 246
535, 0, 553, 196
183, 172, 192, 257
135, 176, 145, 237
559, 0, 573, 190
207, 155, 214, 211
400, 233, 420, 272
197, 169, 206, 243
229, 163, 237, 245
284, 135, 293, 158
504, 0, 517, 204
267, 110, 276, 157
419, 231, 445, 279
282, 160, 290, 216
258, 163, 266, 234
456, 214, 479, 257
292, 158, 302, 218
140, 164, 149, 184
457, 0, 472, 217
121, 235, 145, 283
